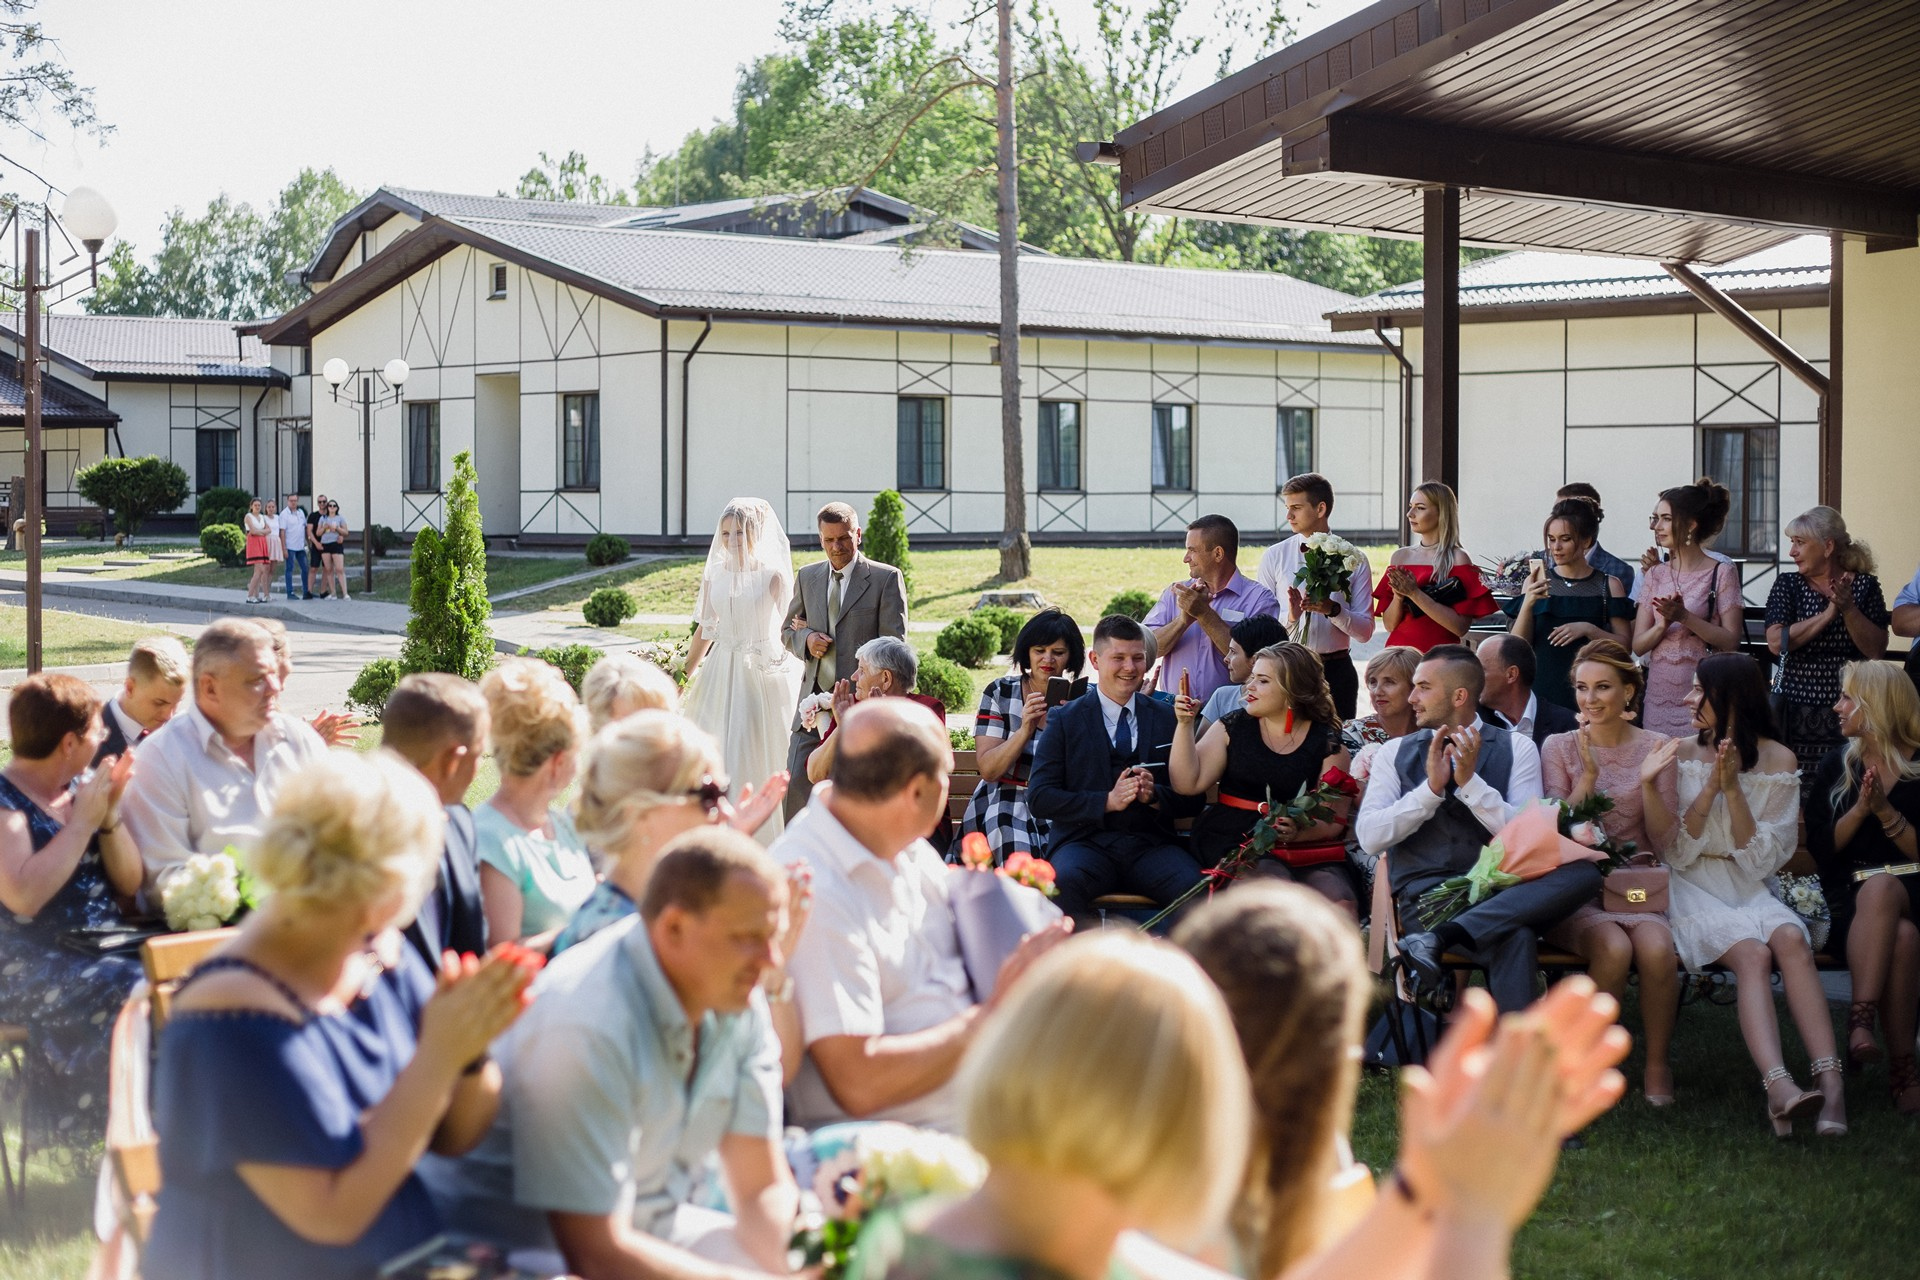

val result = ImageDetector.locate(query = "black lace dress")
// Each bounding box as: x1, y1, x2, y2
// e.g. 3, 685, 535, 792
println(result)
0, 772, 143, 1149
1191, 714, 1358, 904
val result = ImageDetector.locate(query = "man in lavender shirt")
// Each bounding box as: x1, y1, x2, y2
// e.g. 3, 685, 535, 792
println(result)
1143, 515, 1279, 703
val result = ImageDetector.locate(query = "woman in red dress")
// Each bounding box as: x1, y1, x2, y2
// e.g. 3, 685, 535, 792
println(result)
1373, 481, 1499, 652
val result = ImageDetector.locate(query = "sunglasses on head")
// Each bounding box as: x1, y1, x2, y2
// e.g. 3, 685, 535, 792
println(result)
688, 776, 731, 814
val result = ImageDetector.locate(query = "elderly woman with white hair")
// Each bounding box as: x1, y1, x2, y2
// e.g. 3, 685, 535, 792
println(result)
146, 751, 536, 1280
803, 636, 952, 850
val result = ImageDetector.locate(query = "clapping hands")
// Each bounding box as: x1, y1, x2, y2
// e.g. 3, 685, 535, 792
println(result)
1639, 737, 1680, 787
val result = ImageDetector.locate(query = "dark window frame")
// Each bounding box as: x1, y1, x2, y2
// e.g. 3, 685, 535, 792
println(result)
896, 395, 948, 492
1038, 399, 1083, 492
489, 263, 508, 299
194, 428, 237, 493
405, 401, 441, 494
1151, 402, 1194, 492
1276, 405, 1315, 489
562, 392, 601, 491
1699, 423, 1779, 558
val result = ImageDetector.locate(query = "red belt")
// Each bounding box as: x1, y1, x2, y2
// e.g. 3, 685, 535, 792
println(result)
1214, 793, 1347, 867
1216, 791, 1269, 813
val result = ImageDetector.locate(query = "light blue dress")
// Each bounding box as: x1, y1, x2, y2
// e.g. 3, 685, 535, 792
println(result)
473, 803, 596, 938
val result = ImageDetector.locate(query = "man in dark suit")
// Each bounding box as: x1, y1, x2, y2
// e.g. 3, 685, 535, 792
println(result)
1478, 632, 1578, 749
382, 674, 491, 969
1028, 614, 1205, 923
782, 500, 909, 819
92, 635, 190, 766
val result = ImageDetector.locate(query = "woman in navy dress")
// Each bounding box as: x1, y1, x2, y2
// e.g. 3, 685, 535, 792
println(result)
147, 751, 534, 1280
0, 674, 143, 1150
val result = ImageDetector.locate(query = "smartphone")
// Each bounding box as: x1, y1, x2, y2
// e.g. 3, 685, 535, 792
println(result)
1527, 557, 1546, 580
1046, 676, 1076, 707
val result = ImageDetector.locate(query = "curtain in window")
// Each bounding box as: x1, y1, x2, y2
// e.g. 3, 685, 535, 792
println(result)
564, 394, 600, 489
1040, 401, 1080, 490
897, 397, 945, 490
1702, 425, 1778, 557
407, 403, 440, 492
195, 430, 236, 492
1278, 407, 1315, 482
1152, 404, 1191, 490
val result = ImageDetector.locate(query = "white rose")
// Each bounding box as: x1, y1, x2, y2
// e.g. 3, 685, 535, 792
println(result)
1306, 532, 1327, 550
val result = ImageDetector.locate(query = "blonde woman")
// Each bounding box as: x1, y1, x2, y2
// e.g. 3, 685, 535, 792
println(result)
1765, 505, 1891, 781
243, 498, 275, 603
476, 657, 596, 947
580, 652, 681, 731
1806, 661, 1920, 1112
853, 932, 1251, 1280
146, 751, 534, 1280
1174, 882, 1631, 1280
1374, 482, 1497, 653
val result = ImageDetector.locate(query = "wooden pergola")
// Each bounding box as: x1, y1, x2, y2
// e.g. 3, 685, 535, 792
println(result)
1086, 0, 1920, 506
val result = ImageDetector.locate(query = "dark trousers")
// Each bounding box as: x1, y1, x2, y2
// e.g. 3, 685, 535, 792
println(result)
1321, 649, 1359, 722
1402, 861, 1603, 1012
784, 724, 823, 821
1049, 831, 1203, 921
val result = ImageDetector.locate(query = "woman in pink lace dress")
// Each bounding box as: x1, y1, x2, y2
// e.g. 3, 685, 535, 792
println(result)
1633, 479, 1742, 736
1541, 640, 1683, 1106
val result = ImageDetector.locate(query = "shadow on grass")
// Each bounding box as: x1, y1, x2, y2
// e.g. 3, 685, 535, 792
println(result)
0, 1134, 99, 1280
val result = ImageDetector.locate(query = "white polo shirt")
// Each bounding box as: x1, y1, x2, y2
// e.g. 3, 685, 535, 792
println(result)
775, 790, 974, 1132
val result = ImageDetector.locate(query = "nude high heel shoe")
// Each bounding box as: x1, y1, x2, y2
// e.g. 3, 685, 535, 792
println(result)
1810, 1057, 1848, 1137
1762, 1065, 1821, 1138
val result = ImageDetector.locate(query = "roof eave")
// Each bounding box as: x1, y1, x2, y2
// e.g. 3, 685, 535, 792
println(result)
1326, 283, 1831, 330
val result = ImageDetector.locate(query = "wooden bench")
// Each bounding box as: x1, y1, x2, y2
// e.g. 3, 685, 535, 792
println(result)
142, 927, 238, 1034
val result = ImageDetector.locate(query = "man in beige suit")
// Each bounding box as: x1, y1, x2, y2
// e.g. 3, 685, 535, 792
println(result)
783, 501, 909, 818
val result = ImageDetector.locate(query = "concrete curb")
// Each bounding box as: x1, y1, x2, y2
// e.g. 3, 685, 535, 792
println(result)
0, 661, 125, 685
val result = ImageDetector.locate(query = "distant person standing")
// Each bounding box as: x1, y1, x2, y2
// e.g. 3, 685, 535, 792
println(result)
317, 499, 350, 599
306, 493, 329, 597
1256, 473, 1376, 720
242, 498, 274, 603
277, 494, 314, 601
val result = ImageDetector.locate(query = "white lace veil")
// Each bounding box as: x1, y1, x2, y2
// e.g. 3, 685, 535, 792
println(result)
695, 497, 795, 638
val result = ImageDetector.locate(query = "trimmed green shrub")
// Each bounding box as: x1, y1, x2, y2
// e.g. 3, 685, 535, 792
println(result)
74, 455, 189, 539
195, 485, 253, 532
399, 524, 448, 673
528, 643, 602, 693
346, 658, 402, 719
935, 615, 1000, 668
914, 653, 973, 716
972, 605, 1022, 654
1101, 589, 1156, 622
583, 586, 638, 629
865, 489, 913, 595
585, 533, 630, 567
949, 726, 976, 751
396, 452, 494, 681
199, 523, 246, 568
370, 523, 399, 557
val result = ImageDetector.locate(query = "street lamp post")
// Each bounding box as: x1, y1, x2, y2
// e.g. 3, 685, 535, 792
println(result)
10, 187, 118, 673
320, 356, 410, 593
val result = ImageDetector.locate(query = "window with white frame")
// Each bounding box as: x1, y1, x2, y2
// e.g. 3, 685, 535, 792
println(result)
897, 396, 946, 491
1700, 424, 1778, 558
1277, 406, 1315, 486
1151, 403, 1193, 491
563, 393, 601, 490
1038, 400, 1082, 491
406, 402, 440, 493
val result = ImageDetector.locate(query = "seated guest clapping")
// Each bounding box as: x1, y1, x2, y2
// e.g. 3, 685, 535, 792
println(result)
779, 700, 1068, 1131
1172, 642, 1359, 915
0, 674, 143, 1147
581, 652, 681, 731
803, 636, 947, 786
94, 634, 189, 764
1194, 613, 1288, 736
476, 657, 596, 947
428, 829, 800, 1279
1805, 660, 1920, 1113
1356, 645, 1602, 1012
382, 674, 492, 972
960, 608, 1086, 863
146, 751, 533, 1280
1029, 614, 1207, 923
1478, 632, 1579, 752
121, 618, 328, 879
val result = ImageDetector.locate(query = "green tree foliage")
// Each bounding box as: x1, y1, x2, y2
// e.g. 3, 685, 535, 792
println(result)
0, 1, 107, 142
399, 523, 449, 674
1101, 588, 1155, 621
195, 485, 252, 531
512, 151, 636, 206
527, 643, 603, 693
935, 615, 1000, 667
440, 452, 494, 681
73, 455, 188, 539
971, 604, 1023, 653
198, 523, 246, 567
346, 657, 402, 720
583, 585, 638, 628
86, 168, 361, 319
913, 652, 974, 715
864, 489, 914, 595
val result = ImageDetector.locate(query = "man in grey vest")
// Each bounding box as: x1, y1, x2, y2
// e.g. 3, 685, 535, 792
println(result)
1355, 644, 1601, 1011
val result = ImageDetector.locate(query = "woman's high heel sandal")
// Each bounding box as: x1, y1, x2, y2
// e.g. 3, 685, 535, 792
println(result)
1847, 1001, 1882, 1071
1890, 1054, 1920, 1117
1763, 1065, 1822, 1138
1810, 1057, 1848, 1137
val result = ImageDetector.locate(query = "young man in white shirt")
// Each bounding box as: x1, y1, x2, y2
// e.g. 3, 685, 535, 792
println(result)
1255, 472, 1375, 720
1356, 644, 1598, 1011
277, 493, 316, 601
777, 699, 1068, 1132
93, 634, 190, 766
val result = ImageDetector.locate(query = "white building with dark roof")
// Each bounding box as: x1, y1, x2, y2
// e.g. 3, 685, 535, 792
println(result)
253, 185, 1401, 545
1326, 237, 1832, 600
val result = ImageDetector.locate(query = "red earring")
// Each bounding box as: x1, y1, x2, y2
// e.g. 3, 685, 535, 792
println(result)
1284, 708, 1295, 734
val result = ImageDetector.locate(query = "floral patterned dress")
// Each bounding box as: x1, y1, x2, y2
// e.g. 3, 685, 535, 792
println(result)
0, 773, 144, 1149
1764, 572, 1891, 783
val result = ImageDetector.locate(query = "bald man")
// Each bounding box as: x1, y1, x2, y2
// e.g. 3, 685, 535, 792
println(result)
773, 701, 1067, 1132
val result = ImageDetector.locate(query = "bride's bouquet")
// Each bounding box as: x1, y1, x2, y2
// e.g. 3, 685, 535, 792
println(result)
1291, 532, 1366, 642
791, 1123, 988, 1277
158, 848, 256, 932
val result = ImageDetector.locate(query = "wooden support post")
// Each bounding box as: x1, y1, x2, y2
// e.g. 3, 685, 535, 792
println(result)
1823, 232, 1843, 508
1421, 186, 1460, 490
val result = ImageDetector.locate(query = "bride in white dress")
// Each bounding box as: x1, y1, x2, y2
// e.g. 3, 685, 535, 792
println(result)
682, 498, 804, 842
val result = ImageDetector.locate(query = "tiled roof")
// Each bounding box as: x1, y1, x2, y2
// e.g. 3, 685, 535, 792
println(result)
1327, 236, 1831, 316
442, 214, 1376, 346
0, 314, 281, 382
379, 187, 658, 227
0, 352, 118, 423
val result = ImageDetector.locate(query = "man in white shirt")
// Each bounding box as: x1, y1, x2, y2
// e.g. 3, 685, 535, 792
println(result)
777, 699, 1067, 1132
1356, 644, 1598, 1012
92, 634, 190, 766
277, 493, 315, 601
120, 618, 327, 880
1255, 473, 1375, 720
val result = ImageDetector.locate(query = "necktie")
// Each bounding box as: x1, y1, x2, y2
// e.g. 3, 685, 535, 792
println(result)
827, 570, 844, 631
1114, 706, 1134, 758
818, 570, 845, 690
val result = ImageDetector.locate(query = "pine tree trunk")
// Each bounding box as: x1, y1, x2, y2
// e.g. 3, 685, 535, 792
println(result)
995, 0, 1031, 582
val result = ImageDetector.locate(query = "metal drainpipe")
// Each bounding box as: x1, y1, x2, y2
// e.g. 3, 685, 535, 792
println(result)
1374, 317, 1415, 544
249, 383, 270, 498
679, 315, 713, 537
659, 317, 669, 537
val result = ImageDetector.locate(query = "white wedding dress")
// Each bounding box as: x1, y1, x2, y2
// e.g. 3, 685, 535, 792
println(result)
682, 500, 804, 842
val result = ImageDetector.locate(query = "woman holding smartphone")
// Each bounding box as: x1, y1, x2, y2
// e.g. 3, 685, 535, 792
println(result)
960, 609, 1085, 864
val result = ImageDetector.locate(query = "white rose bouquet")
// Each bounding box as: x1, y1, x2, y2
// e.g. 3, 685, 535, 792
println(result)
158, 851, 248, 932
1291, 531, 1365, 643
1771, 872, 1832, 952
792, 1122, 988, 1277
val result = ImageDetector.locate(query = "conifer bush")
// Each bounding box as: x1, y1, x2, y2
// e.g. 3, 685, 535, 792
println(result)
865, 489, 914, 595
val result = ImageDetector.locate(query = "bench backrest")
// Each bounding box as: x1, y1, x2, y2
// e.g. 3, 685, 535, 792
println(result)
142, 928, 237, 1034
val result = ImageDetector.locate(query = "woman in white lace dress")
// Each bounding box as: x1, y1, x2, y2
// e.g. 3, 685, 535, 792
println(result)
1643, 652, 1845, 1137
682, 498, 802, 842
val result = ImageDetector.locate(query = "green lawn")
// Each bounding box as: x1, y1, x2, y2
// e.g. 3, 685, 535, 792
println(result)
0, 604, 176, 670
